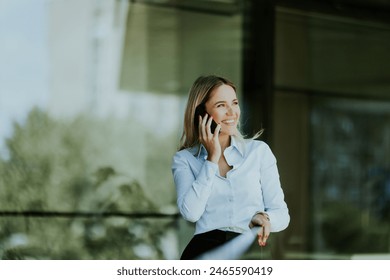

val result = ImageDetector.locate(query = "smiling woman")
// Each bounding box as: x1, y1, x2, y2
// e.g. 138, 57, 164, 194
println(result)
204, 84, 240, 137
171, 75, 290, 259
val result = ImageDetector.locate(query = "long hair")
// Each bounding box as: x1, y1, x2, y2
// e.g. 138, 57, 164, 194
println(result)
178, 75, 237, 151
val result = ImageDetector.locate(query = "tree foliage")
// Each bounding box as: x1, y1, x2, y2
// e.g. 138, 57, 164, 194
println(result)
0, 108, 178, 259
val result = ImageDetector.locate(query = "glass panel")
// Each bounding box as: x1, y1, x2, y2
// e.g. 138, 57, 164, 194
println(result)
0, 0, 243, 259
310, 98, 390, 258
0, 216, 177, 259
274, 7, 390, 259
275, 7, 390, 99
120, 2, 243, 94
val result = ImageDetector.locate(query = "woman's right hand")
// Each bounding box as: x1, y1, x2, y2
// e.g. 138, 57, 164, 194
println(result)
198, 114, 221, 164
249, 213, 271, 247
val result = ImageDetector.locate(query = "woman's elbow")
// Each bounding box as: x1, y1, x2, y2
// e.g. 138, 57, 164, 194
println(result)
279, 213, 290, 231
270, 210, 290, 232
177, 202, 202, 223
180, 210, 201, 223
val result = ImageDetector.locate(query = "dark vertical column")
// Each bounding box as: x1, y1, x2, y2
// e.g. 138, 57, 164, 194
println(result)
241, 0, 275, 143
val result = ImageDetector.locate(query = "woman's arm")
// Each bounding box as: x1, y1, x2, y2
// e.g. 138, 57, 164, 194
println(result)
259, 143, 290, 232
249, 143, 290, 247
172, 152, 218, 222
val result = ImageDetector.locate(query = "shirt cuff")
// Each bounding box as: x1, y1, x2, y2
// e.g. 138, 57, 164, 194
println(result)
204, 160, 218, 179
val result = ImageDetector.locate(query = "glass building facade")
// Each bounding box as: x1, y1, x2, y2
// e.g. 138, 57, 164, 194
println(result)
0, 0, 389, 259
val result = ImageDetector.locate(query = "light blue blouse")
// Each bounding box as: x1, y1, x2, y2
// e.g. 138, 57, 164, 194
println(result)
172, 136, 290, 235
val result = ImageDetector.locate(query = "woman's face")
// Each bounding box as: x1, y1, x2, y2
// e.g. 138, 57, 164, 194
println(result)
205, 84, 240, 136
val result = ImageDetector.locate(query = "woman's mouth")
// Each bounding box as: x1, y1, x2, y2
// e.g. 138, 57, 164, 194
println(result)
222, 119, 235, 125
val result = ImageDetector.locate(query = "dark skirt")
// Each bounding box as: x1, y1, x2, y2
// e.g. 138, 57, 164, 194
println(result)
180, 229, 241, 260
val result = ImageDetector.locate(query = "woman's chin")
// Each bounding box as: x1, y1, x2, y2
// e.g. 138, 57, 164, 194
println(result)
220, 127, 238, 136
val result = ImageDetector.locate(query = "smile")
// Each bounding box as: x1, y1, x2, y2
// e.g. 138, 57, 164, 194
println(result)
222, 119, 235, 125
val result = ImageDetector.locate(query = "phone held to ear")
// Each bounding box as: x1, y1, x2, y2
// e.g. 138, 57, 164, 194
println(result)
194, 104, 218, 133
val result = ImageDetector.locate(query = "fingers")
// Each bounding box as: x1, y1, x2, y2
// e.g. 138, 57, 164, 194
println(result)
198, 114, 221, 163
199, 115, 207, 139
205, 115, 213, 136
198, 115, 203, 138
199, 114, 218, 139
257, 223, 270, 247
198, 114, 209, 143
250, 214, 270, 247
214, 123, 221, 136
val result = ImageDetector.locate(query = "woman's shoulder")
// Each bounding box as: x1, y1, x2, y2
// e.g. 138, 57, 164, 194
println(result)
172, 146, 199, 163
242, 138, 270, 151
171, 146, 202, 170
240, 138, 275, 162
173, 148, 191, 160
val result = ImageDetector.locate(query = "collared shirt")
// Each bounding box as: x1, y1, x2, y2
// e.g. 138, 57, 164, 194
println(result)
171, 136, 290, 235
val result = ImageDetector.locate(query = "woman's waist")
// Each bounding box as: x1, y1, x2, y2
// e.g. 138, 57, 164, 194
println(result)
194, 229, 242, 242
194, 222, 249, 235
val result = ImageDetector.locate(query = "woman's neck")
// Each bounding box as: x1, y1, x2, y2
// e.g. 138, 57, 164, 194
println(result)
219, 134, 231, 151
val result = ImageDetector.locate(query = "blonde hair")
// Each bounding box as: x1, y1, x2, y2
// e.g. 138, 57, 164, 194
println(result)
178, 75, 262, 151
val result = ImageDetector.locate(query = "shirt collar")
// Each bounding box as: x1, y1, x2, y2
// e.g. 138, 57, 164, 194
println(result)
230, 135, 245, 157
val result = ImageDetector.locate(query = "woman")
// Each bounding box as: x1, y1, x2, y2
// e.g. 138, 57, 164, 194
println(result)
171, 75, 289, 260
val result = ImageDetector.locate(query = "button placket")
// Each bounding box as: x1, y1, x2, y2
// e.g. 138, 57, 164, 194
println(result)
228, 179, 235, 224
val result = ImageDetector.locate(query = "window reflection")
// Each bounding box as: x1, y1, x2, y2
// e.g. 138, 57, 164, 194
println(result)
311, 99, 390, 256
0, 0, 243, 259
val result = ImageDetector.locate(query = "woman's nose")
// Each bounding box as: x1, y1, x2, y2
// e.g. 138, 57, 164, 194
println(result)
226, 106, 233, 115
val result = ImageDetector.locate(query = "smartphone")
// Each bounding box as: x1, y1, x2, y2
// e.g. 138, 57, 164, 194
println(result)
194, 104, 218, 133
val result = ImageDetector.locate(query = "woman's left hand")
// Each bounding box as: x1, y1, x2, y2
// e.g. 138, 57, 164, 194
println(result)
249, 213, 270, 247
